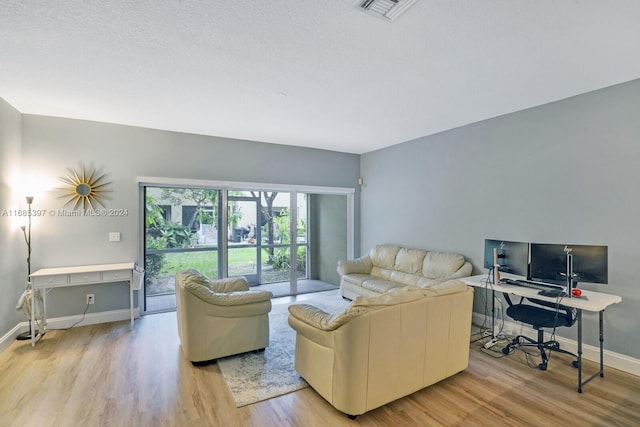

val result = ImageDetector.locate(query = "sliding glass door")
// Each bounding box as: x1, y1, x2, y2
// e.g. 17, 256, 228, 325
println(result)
143, 186, 312, 312
144, 187, 221, 312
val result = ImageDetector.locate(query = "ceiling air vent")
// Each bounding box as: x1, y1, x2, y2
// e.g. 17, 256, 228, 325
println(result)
358, 0, 417, 21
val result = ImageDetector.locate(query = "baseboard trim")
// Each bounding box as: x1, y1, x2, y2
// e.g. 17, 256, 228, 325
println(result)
472, 313, 640, 377
1, 308, 141, 351
0, 323, 24, 353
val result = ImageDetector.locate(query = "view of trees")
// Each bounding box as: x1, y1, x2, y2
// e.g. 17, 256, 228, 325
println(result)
144, 188, 307, 294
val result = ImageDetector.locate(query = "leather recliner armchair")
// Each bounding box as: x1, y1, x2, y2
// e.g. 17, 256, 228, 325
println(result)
175, 269, 273, 364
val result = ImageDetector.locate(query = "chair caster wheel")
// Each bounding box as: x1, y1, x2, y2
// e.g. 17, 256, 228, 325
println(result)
572, 360, 580, 368
538, 363, 547, 371
502, 346, 510, 355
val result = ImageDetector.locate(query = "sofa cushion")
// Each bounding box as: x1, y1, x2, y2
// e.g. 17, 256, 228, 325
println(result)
340, 273, 371, 287
369, 266, 394, 281
422, 251, 467, 279
389, 270, 422, 287
369, 245, 400, 269
394, 247, 427, 274
414, 277, 446, 288
362, 278, 404, 294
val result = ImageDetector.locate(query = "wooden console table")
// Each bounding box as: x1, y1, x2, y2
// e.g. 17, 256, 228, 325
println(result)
29, 262, 144, 346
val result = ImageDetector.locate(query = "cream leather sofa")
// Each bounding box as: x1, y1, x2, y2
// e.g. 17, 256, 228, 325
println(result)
288, 280, 473, 418
338, 244, 472, 299
175, 269, 273, 364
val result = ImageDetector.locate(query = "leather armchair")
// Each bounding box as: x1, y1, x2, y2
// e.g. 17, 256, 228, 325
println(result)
175, 269, 273, 364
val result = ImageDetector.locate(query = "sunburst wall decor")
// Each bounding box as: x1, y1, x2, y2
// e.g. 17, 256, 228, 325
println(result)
56, 165, 112, 210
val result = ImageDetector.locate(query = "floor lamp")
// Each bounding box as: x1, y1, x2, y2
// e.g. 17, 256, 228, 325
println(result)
16, 195, 37, 341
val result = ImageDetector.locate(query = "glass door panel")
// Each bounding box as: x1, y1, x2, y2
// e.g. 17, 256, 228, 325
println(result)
227, 196, 259, 284
295, 193, 308, 280
144, 187, 220, 313
259, 192, 291, 284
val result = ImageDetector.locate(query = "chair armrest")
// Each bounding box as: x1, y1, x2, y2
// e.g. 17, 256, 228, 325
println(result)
337, 256, 373, 276
209, 290, 273, 306
209, 277, 250, 293
187, 282, 272, 305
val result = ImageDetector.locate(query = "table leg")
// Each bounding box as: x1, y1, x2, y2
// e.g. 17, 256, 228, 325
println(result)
577, 309, 583, 393
130, 285, 134, 327
599, 310, 604, 378
30, 288, 36, 347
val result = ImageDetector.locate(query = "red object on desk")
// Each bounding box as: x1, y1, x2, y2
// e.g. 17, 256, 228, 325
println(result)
572, 288, 582, 297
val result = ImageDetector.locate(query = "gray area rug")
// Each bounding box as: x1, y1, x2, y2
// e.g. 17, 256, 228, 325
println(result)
217, 290, 350, 407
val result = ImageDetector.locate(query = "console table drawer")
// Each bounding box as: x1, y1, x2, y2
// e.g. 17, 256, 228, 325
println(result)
32, 275, 67, 287
102, 270, 130, 281
70, 272, 101, 284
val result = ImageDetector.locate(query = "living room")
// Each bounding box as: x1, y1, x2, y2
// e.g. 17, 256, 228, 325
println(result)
2, 2, 640, 426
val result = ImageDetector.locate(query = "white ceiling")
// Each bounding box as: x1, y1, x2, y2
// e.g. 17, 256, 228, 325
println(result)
2, 1, 640, 154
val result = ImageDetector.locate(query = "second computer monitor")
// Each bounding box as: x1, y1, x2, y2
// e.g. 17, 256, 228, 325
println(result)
483, 239, 529, 277
529, 243, 608, 285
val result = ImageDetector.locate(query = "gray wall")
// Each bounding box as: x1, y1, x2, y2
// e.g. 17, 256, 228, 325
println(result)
16, 114, 360, 319
360, 79, 640, 359
309, 194, 347, 285
0, 98, 24, 338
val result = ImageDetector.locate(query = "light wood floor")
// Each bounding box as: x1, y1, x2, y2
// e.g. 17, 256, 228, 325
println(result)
1, 302, 639, 427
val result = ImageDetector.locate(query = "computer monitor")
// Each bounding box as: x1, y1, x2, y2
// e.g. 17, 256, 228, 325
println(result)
483, 239, 529, 277
529, 243, 608, 286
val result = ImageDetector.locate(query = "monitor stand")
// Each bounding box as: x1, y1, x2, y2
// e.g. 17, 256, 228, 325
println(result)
565, 253, 574, 298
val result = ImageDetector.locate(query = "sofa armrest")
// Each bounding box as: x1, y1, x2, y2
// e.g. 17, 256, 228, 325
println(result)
447, 261, 473, 279
289, 303, 367, 331
337, 256, 373, 276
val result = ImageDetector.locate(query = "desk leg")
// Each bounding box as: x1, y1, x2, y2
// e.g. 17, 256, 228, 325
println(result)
130, 285, 134, 328
490, 289, 496, 339
41, 288, 48, 333
577, 309, 583, 393
599, 310, 604, 378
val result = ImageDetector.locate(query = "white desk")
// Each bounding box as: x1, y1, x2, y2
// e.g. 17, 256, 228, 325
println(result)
29, 262, 144, 346
462, 274, 622, 393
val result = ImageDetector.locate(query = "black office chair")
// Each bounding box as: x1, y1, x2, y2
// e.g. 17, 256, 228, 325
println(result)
501, 294, 579, 370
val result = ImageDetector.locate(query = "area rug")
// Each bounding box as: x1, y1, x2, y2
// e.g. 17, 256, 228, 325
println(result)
217, 290, 350, 407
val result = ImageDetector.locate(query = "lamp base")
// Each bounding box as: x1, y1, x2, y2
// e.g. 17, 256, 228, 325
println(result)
16, 330, 43, 341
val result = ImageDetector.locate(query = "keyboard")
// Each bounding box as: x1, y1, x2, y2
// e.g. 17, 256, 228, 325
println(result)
500, 278, 563, 291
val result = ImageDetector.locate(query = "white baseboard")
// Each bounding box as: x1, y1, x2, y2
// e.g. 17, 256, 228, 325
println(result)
472, 312, 640, 377
0, 323, 24, 353
0, 308, 141, 351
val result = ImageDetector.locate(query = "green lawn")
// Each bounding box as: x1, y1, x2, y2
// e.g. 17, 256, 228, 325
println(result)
162, 248, 263, 278
145, 247, 305, 295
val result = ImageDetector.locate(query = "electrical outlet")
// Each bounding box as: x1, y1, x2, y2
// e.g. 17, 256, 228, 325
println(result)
86, 294, 95, 305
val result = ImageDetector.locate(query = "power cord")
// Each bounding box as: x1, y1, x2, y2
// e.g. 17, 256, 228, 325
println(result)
478, 270, 507, 349
49, 301, 91, 331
